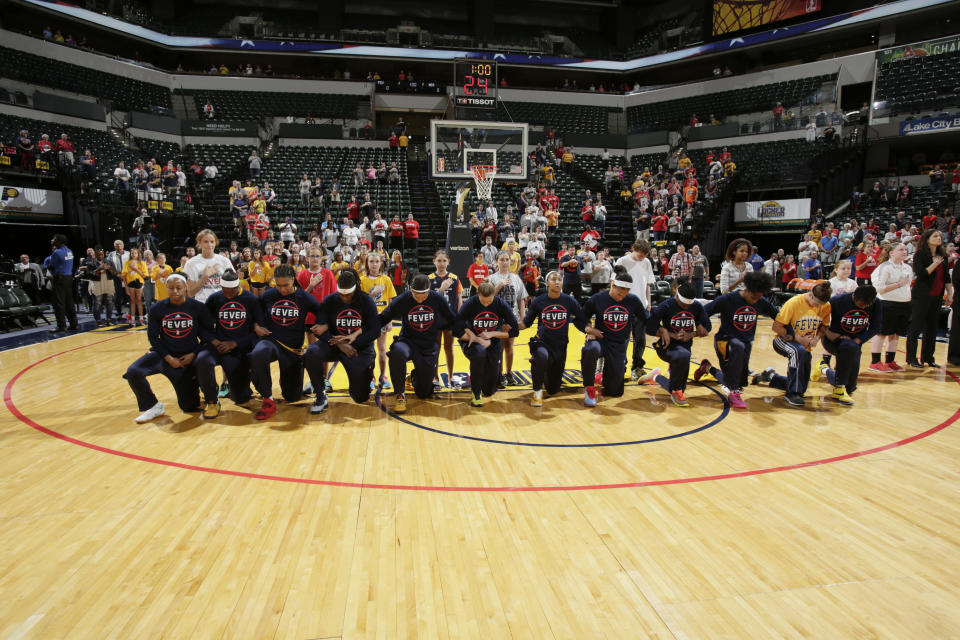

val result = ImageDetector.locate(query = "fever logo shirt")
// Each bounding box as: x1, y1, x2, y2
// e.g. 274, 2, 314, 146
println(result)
335, 308, 363, 334
162, 311, 195, 338
407, 304, 435, 332
541, 304, 569, 330
602, 305, 630, 332
219, 300, 248, 329
270, 299, 301, 326
668, 310, 696, 333
840, 309, 870, 334
473, 310, 501, 332
704, 292, 778, 343
733, 306, 758, 332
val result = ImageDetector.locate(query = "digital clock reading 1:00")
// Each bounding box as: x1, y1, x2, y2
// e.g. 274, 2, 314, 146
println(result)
454, 59, 497, 108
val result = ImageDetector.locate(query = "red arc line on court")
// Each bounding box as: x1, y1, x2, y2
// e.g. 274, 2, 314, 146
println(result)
4, 334, 958, 492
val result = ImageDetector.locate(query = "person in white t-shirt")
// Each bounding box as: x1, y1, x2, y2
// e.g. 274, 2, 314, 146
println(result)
488, 251, 527, 387
341, 220, 361, 247
827, 259, 857, 295
184, 229, 235, 303
204, 164, 218, 180
868, 242, 913, 372
614, 239, 654, 378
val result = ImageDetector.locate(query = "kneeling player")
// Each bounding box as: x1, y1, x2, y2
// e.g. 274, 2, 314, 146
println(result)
123, 274, 214, 422
195, 269, 263, 418
306, 269, 381, 409
520, 271, 600, 407
811, 284, 880, 405
581, 273, 646, 406
454, 280, 519, 407
643, 278, 711, 407
695, 271, 777, 409
250, 264, 326, 420
378, 273, 455, 413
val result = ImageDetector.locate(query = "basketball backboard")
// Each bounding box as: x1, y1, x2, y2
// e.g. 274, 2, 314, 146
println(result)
429, 119, 529, 182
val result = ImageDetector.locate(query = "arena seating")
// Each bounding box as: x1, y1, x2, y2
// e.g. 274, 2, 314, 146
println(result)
847, 184, 956, 229
681, 139, 823, 189
179, 89, 361, 121
626, 74, 836, 132
0, 46, 171, 112
500, 101, 615, 135
874, 50, 960, 116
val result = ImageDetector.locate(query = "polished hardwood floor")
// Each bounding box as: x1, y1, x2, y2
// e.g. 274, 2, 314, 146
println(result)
1, 320, 959, 639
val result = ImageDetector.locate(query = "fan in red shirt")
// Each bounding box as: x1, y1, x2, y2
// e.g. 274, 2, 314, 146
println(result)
542, 189, 559, 212
37, 135, 53, 153
521, 255, 541, 297
466, 252, 491, 293
580, 227, 600, 247
346, 196, 360, 222
403, 213, 419, 251
389, 215, 404, 251
651, 211, 669, 241
922, 212, 938, 229
718, 147, 732, 164
705, 150, 715, 164
580, 202, 594, 223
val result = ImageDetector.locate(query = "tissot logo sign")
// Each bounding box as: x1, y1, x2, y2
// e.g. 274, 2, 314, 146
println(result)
161, 311, 194, 338
218, 301, 247, 329
270, 299, 300, 326
455, 96, 496, 108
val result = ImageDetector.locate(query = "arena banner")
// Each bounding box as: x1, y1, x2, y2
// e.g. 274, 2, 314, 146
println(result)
713, 0, 821, 37
182, 121, 259, 137
878, 35, 960, 63
734, 198, 810, 228
900, 114, 960, 136
0, 186, 64, 221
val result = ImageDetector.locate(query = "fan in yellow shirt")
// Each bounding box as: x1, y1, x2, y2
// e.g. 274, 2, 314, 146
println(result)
247, 249, 273, 297
360, 252, 398, 388
121, 248, 149, 325
150, 253, 173, 300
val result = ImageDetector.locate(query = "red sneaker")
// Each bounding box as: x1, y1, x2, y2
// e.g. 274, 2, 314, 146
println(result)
886, 361, 904, 372
594, 371, 603, 387
869, 362, 891, 373
255, 397, 276, 420
693, 358, 712, 382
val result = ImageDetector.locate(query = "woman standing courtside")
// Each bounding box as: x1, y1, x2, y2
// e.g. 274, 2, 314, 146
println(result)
906, 230, 954, 368
869, 242, 912, 372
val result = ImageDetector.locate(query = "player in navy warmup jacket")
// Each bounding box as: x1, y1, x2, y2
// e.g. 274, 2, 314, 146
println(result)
697, 271, 778, 409
307, 269, 381, 408
251, 264, 325, 420
581, 272, 647, 405
195, 269, 264, 417
453, 280, 519, 406
812, 285, 881, 402
123, 273, 214, 423
644, 278, 711, 407
520, 271, 601, 406
378, 273, 455, 412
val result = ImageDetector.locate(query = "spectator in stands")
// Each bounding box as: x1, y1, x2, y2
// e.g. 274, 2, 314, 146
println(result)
248, 150, 262, 179
561, 146, 574, 172
820, 231, 839, 266
651, 209, 668, 242
929, 165, 945, 192
388, 132, 398, 148
113, 161, 131, 192
594, 198, 607, 236
297, 174, 311, 206
203, 162, 218, 181
773, 102, 785, 130
719, 238, 754, 294
952, 165, 960, 192
278, 217, 297, 247
310, 177, 324, 208
366, 164, 378, 182
79, 149, 96, 181
15, 254, 44, 303
36, 134, 53, 167
388, 162, 399, 183
481, 236, 498, 266
16, 130, 34, 171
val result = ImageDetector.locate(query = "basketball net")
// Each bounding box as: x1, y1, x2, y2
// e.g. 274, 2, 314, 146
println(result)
470, 165, 497, 202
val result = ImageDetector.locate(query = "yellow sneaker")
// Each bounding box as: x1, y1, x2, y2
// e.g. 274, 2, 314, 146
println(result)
393, 394, 407, 414
531, 389, 543, 407
831, 386, 854, 405
811, 364, 825, 383
202, 401, 221, 419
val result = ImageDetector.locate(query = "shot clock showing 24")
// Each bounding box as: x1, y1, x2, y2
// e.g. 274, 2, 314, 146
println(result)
454, 59, 498, 108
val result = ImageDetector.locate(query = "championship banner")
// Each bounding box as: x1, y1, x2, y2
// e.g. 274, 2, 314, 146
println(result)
0, 186, 64, 221
900, 114, 960, 136
734, 198, 810, 228
878, 35, 960, 63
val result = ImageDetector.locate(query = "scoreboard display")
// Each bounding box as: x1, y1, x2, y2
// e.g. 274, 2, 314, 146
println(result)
454, 60, 497, 108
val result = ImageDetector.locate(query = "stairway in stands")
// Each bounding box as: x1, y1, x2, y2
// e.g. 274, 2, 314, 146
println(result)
568, 162, 631, 255
407, 160, 446, 274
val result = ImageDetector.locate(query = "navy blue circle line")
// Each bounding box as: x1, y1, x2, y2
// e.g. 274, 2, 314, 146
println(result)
374, 380, 730, 448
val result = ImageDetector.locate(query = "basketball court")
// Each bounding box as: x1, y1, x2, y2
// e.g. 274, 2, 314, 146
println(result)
2, 319, 959, 638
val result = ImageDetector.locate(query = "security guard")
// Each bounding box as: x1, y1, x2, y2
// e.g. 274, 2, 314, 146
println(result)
47, 234, 77, 332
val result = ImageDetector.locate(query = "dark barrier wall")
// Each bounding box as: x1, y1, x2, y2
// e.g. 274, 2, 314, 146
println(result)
130, 111, 181, 135
685, 123, 740, 142
562, 133, 627, 149
33, 91, 106, 122
182, 121, 259, 136
278, 123, 344, 139
626, 130, 670, 148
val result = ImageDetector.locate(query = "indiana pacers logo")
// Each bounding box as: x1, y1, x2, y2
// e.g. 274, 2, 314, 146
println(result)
1, 187, 20, 202
541, 304, 569, 330
335, 308, 362, 334
408, 304, 435, 332
733, 305, 758, 332
601, 305, 629, 331
473, 311, 500, 332
270, 299, 300, 326
841, 309, 870, 334
669, 310, 696, 333
161, 311, 194, 338
219, 301, 247, 329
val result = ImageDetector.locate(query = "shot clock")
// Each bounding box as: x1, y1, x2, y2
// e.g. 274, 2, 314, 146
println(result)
454, 59, 498, 108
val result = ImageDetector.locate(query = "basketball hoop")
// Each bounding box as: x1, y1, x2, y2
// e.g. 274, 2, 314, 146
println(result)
470, 164, 497, 201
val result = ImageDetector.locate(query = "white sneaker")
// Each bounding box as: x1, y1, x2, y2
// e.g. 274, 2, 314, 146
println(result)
135, 402, 164, 423
638, 367, 661, 385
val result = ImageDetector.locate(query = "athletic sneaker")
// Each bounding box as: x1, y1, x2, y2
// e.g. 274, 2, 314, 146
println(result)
784, 393, 805, 407
887, 361, 904, 372
630, 368, 641, 382
393, 393, 407, 414
303, 383, 314, 396
324, 379, 333, 393
693, 359, 712, 382
218, 381, 230, 398
433, 379, 443, 392
832, 387, 854, 405
498, 374, 509, 389
256, 397, 277, 420
380, 377, 392, 390
531, 389, 543, 407
727, 391, 747, 409
135, 401, 165, 423
810, 364, 825, 383
584, 386, 598, 407
751, 367, 776, 386
202, 401, 221, 419
637, 367, 661, 385
907, 360, 925, 369
471, 394, 483, 407
670, 390, 689, 407
594, 371, 603, 387
869, 362, 891, 373
311, 393, 328, 414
